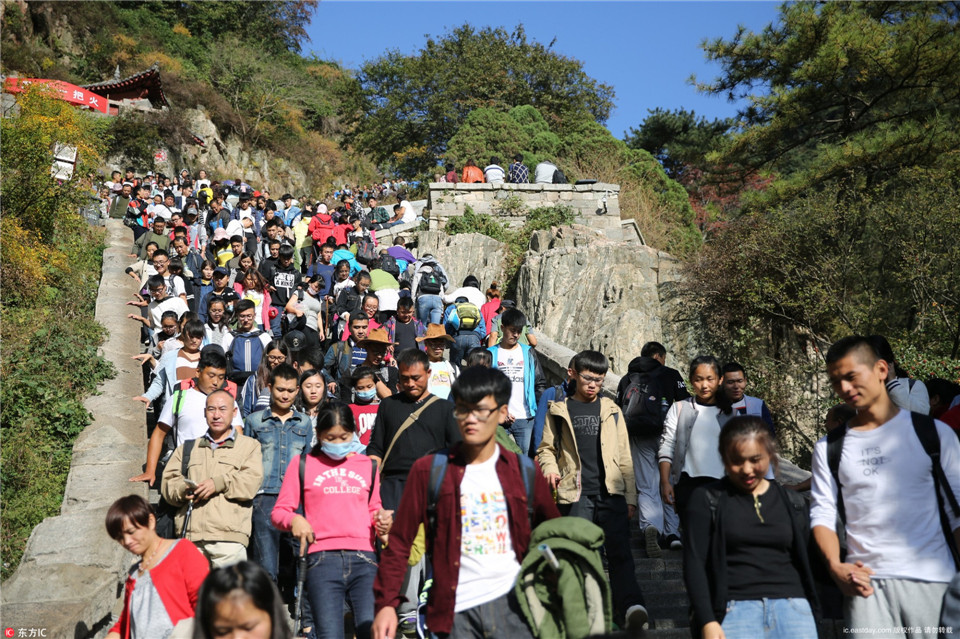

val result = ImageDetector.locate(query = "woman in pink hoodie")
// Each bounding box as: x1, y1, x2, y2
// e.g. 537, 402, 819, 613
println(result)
272, 404, 392, 639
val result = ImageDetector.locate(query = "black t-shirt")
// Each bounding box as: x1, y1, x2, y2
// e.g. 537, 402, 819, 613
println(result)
268, 264, 302, 308
365, 393, 461, 477
394, 320, 418, 353
725, 487, 806, 601
566, 398, 603, 496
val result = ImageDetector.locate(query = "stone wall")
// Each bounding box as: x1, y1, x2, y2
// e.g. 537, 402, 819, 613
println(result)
427, 182, 639, 242
515, 225, 702, 376
1, 221, 150, 638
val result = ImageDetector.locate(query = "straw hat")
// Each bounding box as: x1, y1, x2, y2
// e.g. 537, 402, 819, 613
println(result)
416, 323, 454, 343
357, 328, 397, 348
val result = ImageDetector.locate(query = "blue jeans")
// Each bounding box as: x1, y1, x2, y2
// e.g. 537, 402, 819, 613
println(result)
559, 494, 644, 623
251, 494, 294, 581
442, 590, 533, 639
504, 417, 534, 459
251, 494, 315, 631
416, 294, 443, 325
306, 550, 378, 639
269, 305, 283, 337
451, 332, 481, 367
722, 598, 817, 639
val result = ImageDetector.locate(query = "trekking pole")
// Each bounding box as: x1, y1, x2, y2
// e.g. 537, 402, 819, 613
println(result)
537, 543, 560, 570
293, 539, 308, 635
180, 500, 194, 539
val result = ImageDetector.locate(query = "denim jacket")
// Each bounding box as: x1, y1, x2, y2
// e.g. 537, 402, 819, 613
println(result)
243, 408, 312, 495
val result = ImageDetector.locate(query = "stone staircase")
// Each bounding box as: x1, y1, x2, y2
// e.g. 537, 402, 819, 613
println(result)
624, 520, 846, 639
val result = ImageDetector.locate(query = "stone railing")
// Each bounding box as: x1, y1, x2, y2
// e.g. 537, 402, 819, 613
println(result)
426, 182, 642, 243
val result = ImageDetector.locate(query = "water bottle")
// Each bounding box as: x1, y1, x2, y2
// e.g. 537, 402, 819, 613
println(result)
660, 397, 669, 422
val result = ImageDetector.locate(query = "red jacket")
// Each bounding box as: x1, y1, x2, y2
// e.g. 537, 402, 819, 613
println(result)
309, 213, 337, 244
110, 539, 209, 639
461, 165, 484, 183
373, 444, 560, 633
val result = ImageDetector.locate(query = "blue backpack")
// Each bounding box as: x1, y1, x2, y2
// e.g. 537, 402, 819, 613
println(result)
228, 330, 265, 382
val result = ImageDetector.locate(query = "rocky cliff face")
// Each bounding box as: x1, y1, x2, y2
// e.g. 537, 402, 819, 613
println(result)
515, 225, 705, 375
413, 230, 508, 294
105, 106, 311, 195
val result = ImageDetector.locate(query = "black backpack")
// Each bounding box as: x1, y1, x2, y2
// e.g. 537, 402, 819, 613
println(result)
418, 266, 443, 295
552, 168, 567, 184
379, 254, 401, 279
618, 368, 667, 437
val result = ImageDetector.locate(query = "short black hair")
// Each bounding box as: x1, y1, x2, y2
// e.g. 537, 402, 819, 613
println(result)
230, 235, 244, 244
146, 274, 166, 290
826, 336, 879, 366
571, 350, 608, 375
279, 245, 295, 260
640, 341, 666, 358
105, 495, 153, 541
465, 348, 492, 368
152, 249, 169, 260
183, 319, 204, 340
396, 347, 429, 371
499, 308, 526, 331
397, 296, 414, 310
234, 299, 256, 316
269, 363, 299, 386
145, 241, 160, 250
490, 156, 500, 165
452, 366, 511, 407
198, 347, 228, 371
351, 366, 377, 385
867, 334, 896, 365
297, 345, 324, 371
721, 361, 745, 376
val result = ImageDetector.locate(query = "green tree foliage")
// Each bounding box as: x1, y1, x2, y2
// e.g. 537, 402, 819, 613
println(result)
0, 88, 114, 577
348, 24, 615, 175
687, 170, 960, 359
696, 2, 960, 205
624, 107, 733, 181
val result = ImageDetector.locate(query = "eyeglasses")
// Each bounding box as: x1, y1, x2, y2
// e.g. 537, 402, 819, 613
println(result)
578, 373, 605, 386
266, 355, 286, 364
453, 405, 501, 421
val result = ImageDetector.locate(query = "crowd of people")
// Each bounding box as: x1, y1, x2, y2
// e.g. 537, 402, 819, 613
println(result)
97, 167, 960, 639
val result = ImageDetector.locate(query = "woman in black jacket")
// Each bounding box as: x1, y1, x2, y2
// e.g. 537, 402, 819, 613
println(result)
684, 416, 819, 639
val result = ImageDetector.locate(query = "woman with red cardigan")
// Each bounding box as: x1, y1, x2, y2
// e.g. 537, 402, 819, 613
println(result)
106, 495, 209, 639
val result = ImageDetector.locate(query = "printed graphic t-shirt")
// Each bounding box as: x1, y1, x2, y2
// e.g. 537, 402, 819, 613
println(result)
497, 346, 529, 419
567, 398, 603, 495
455, 447, 520, 612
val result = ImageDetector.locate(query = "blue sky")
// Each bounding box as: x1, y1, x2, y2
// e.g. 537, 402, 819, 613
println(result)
304, 1, 782, 139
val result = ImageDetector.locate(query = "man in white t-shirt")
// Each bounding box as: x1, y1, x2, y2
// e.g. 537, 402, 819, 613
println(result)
397, 195, 417, 224
488, 309, 546, 455
372, 366, 560, 639
130, 346, 241, 487
483, 157, 506, 185
126, 274, 189, 338
811, 335, 960, 639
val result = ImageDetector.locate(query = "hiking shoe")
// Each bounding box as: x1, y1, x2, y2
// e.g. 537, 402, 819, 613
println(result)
397, 612, 418, 639
626, 604, 649, 631
643, 525, 662, 558
665, 534, 683, 551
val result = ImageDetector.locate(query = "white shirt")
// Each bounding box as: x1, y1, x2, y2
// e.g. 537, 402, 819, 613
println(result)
534, 162, 557, 184
158, 386, 242, 447
149, 297, 189, 335
887, 377, 931, 415
810, 410, 960, 582
427, 361, 458, 400
399, 200, 417, 224
455, 446, 521, 612
497, 345, 529, 419
681, 402, 725, 479
484, 165, 505, 184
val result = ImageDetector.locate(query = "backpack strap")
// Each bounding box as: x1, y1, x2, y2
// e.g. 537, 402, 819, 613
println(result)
380, 395, 441, 470
369, 458, 378, 503
427, 451, 450, 538
911, 412, 960, 569
517, 453, 537, 525
298, 451, 308, 517
825, 422, 849, 526
181, 438, 197, 477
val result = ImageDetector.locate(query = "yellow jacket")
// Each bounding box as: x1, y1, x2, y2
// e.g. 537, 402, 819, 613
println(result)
162, 429, 263, 546
537, 397, 636, 505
